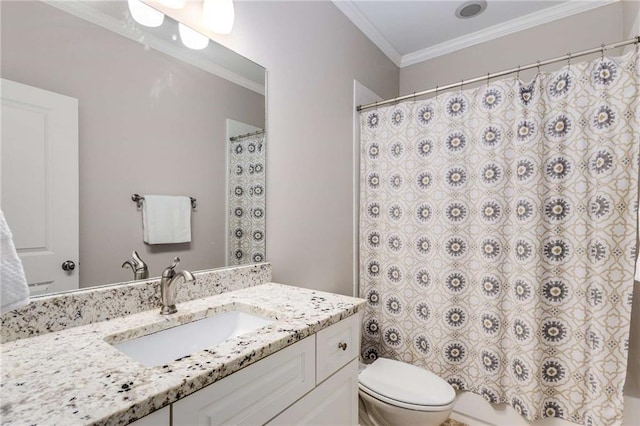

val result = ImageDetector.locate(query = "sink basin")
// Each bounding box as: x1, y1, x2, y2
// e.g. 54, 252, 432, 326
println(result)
112, 310, 274, 367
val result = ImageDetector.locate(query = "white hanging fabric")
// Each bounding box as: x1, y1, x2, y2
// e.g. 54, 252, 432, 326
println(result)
359, 51, 639, 425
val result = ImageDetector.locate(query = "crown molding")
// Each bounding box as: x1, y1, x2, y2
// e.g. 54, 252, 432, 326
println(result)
332, 0, 403, 67
43, 1, 265, 95
401, 0, 619, 67
333, 0, 620, 69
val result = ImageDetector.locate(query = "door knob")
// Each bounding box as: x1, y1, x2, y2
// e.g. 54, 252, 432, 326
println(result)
61, 260, 76, 272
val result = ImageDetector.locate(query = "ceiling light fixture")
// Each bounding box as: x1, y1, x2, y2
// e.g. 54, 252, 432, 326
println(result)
455, 0, 487, 19
202, 0, 235, 35
127, 0, 165, 27
178, 23, 210, 50
157, 0, 186, 9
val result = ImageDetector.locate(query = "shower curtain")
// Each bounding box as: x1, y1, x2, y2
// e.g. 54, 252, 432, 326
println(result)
359, 51, 639, 425
227, 133, 266, 265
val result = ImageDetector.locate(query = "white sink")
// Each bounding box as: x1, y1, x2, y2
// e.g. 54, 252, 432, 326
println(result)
112, 310, 274, 367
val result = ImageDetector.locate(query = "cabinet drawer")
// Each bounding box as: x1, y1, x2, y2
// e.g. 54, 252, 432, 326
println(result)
315, 312, 361, 384
172, 336, 315, 426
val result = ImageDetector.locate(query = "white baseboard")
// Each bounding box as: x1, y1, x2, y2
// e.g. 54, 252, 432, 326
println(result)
452, 392, 640, 426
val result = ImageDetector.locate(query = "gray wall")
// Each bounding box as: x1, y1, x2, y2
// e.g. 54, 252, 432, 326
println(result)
0, 1, 265, 287
624, 0, 640, 50
157, 1, 400, 296
399, 0, 640, 404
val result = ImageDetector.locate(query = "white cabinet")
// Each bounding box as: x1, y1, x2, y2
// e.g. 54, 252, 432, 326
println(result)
167, 312, 362, 426
172, 336, 315, 425
267, 359, 359, 426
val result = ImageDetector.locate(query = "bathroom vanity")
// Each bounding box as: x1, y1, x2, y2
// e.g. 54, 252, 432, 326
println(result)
137, 313, 361, 426
0, 264, 364, 425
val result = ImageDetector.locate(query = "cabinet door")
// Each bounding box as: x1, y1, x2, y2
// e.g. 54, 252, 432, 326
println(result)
129, 406, 170, 426
267, 359, 359, 426
172, 336, 315, 426
316, 313, 361, 383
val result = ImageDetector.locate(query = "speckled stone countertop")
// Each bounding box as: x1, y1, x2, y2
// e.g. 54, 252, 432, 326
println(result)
1, 283, 365, 425
1, 263, 272, 343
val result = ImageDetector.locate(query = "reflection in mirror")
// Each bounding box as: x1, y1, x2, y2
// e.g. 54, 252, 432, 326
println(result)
226, 120, 266, 266
0, 1, 266, 296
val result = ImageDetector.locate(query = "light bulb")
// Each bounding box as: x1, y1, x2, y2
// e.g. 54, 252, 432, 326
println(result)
157, 0, 186, 9
202, 0, 234, 35
128, 0, 164, 27
178, 23, 210, 50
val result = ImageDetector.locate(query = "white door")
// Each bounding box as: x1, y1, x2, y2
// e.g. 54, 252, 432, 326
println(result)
0, 78, 79, 295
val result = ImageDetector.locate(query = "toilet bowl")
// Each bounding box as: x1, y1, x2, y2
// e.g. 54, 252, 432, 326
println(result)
358, 357, 456, 426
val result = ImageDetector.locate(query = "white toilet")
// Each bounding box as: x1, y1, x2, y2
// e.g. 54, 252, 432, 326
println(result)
358, 357, 456, 426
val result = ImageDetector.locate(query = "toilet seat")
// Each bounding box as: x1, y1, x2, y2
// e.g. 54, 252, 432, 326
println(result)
358, 358, 456, 412
359, 384, 455, 412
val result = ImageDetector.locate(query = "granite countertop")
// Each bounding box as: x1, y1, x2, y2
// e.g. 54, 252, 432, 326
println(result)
0, 283, 365, 425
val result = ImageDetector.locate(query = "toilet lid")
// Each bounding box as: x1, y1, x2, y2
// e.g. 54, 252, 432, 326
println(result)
359, 358, 456, 407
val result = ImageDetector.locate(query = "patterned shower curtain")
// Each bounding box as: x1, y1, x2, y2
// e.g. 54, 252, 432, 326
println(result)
228, 133, 266, 265
359, 51, 639, 425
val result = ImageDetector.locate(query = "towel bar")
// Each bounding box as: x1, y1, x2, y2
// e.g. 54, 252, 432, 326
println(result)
132, 194, 197, 209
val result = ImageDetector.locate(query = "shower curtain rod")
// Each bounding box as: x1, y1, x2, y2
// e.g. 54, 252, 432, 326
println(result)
229, 129, 265, 141
357, 36, 640, 112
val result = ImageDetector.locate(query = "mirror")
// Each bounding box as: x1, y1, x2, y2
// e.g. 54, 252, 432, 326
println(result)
0, 1, 266, 296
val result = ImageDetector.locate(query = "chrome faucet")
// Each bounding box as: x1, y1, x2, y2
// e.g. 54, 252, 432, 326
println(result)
122, 250, 149, 280
160, 257, 195, 315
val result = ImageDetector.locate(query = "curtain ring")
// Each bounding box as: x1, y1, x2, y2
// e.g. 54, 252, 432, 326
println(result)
516, 65, 521, 81
486, 72, 490, 86
601, 43, 606, 60
567, 52, 571, 67
460, 79, 464, 92
435, 85, 439, 99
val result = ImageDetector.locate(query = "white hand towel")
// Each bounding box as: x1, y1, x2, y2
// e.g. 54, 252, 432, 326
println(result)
142, 195, 192, 244
0, 210, 29, 314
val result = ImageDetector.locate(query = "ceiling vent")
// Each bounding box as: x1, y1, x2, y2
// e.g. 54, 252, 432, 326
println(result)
455, 1, 487, 19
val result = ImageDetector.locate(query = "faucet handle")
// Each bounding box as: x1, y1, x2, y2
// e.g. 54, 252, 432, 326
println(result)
122, 251, 149, 280
123, 251, 148, 271
162, 256, 180, 278
131, 251, 147, 269
122, 259, 135, 270
169, 256, 180, 270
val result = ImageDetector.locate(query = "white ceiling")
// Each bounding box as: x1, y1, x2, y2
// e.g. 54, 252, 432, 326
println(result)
333, 0, 618, 67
